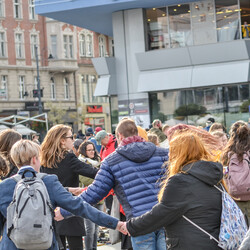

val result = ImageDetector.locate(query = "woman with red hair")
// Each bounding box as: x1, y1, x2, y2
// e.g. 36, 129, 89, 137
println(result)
125, 132, 224, 250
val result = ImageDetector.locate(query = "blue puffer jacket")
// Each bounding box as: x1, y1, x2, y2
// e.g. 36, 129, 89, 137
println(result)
76, 142, 168, 219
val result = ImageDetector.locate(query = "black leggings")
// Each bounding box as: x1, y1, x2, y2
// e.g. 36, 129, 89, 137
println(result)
60, 235, 83, 250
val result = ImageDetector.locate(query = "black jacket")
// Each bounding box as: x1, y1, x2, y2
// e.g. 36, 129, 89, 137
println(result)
1, 163, 18, 180
127, 161, 223, 250
40, 152, 98, 236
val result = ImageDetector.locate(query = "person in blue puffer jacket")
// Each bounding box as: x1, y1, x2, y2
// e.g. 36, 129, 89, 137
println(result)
59, 118, 169, 250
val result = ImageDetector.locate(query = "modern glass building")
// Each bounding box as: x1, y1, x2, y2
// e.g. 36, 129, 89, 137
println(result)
36, 0, 250, 129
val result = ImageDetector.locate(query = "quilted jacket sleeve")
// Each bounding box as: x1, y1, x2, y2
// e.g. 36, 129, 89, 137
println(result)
79, 159, 115, 204
46, 175, 118, 229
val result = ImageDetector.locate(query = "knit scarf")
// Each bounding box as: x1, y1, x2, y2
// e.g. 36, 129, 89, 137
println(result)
120, 135, 145, 147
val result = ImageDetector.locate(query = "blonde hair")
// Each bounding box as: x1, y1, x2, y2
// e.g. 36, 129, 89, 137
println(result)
40, 124, 72, 168
10, 140, 40, 168
158, 132, 215, 201
147, 133, 159, 146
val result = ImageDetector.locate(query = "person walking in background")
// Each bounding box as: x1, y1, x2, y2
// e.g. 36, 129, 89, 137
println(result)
96, 130, 118, 161
40, 124, 99, 250
147, 133, 160, 146
0, 140, 126, 250
209, 123, 227, 134
72, 139, 84, 157
58, 119, 169, 250
204, 117, 215, 131
31, 133, 40, 145
149, 119, 167, 145
0, 129, 22, 180
221, 121, 250, 226
125, 132, 224, 250
77, 141, 103, 250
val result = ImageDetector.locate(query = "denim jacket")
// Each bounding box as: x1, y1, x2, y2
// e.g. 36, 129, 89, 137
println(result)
0, 166, 118, 250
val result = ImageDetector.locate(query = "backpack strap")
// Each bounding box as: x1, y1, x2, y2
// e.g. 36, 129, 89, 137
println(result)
182, 215, 219, 244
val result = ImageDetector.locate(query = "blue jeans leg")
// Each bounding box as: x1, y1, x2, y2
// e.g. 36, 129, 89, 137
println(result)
131, 228, 166, 250
84, 204, 103, 250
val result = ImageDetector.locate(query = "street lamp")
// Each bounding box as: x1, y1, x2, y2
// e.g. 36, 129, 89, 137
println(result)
35, 45, 43, 114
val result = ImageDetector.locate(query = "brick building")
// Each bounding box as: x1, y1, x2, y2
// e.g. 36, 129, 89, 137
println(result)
0, 0, 113, 133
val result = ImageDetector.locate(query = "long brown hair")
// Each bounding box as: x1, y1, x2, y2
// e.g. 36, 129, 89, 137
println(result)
0, 129, 22, 165
221, 121, 249, 165
40, 124, 72, 168
158, 132, 216, 202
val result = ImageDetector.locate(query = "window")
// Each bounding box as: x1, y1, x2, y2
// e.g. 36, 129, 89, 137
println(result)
64, 77, 69, 99
30, 34, 38, 59
79, 34, 85, 56
19, 76, 25, 99
63, 35, 73, 58
28, 0, 36, 20
0, 32, 6, 57
191, 1, 217, 45
79, 33, 93, 57
146, 7, 169, 49
15, 33, 23, 58
50, 77, 56, 100
169, 4, 192, 48
98, 36, 106, 57
215, 0, 240, 42
240, 0, 250, 39
0, 75, 7, 100
14, 0, 21, 19
50, 35, 57, 58
86, 34, 93, 56
0, 0, 4, 17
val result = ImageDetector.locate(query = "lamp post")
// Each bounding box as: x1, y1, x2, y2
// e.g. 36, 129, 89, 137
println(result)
35, 45, 43, 114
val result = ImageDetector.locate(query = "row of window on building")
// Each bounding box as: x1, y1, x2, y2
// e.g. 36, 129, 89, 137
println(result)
145, 0, 250, 50
0, 74, 108, 104
0, 32, 111, 59
0, 0, 36, 20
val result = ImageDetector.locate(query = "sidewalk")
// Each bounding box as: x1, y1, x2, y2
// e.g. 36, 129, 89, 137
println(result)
97, 242, 121, 249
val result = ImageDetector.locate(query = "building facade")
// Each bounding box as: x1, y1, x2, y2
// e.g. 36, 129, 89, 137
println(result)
36, 0, 250, 130
0, 0, 113, 133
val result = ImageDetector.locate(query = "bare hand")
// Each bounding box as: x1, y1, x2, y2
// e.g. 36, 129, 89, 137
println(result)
68, 187, 83, 196
54, 208, 64, 221
116, 221, 128, 235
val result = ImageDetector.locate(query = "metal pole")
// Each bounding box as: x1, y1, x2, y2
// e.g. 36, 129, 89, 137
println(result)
35, 45, 42, 114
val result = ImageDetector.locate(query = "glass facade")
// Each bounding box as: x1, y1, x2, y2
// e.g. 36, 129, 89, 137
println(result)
149, 83, 250, 131
145, 0, 249, 50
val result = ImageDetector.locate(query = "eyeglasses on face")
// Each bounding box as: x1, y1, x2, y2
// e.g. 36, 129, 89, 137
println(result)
65, 135, 74, 140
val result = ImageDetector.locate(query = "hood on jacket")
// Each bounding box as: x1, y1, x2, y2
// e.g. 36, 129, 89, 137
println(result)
116, 141, 156, 163
182, 161, 223, 186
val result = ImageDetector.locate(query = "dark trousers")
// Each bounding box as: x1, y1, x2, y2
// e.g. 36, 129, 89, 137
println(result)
60, 235, 83, 250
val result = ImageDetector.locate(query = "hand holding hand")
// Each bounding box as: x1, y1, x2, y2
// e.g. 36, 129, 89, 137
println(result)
116, 221, 129, 235
68, 187, 84, 196
54, 207, 64, 221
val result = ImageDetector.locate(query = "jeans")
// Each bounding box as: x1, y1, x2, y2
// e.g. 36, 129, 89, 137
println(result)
131, 228, 166, 250
84, 204, 103, 250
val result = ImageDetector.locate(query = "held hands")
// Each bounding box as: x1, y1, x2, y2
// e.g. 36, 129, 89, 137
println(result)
68, 187, 84, 196
116, 221, 130, 235
54, 207, 64, 221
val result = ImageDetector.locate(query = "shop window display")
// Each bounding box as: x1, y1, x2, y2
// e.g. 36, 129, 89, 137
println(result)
149, 83, 250, 130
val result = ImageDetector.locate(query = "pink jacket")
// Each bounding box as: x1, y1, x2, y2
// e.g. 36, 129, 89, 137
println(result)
227, 151, 250, 201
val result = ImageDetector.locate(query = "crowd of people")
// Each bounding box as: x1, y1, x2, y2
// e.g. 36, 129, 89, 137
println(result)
0, 116, 249, 250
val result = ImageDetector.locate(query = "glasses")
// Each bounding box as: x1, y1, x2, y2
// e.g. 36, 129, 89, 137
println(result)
86, 149, 95, 152
65, 136, 74, 140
